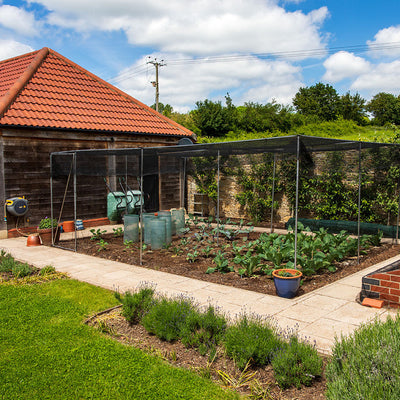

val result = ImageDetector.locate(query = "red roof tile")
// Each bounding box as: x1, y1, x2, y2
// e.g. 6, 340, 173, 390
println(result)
0, 47, 194, 138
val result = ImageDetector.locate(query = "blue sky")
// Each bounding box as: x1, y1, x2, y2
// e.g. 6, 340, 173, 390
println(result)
1, 0, 400, 112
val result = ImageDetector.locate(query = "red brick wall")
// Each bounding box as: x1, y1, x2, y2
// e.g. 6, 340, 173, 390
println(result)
362, 270, 400, 308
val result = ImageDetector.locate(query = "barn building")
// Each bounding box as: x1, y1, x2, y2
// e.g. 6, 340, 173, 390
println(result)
0, 47, 194, 237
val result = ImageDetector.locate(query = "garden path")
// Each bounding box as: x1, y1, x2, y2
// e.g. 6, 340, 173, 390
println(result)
1, 233, 399, 354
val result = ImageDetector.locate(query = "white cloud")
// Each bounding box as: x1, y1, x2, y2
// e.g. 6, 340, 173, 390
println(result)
114, 54, 303, 111
367, 25, 400, 57
322, 49, 400, 96
0, 5, 39, 36
32, 0, 328, 58
323, 51, 370, 82
351, 60, 400, 93
0, 39, 33, 60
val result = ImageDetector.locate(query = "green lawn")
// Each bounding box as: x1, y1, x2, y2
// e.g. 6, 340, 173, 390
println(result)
0, 279, 238, 400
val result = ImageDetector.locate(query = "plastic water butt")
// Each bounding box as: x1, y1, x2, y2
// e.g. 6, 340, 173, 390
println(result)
124, 214, 139, 242
150, 218, 166, 250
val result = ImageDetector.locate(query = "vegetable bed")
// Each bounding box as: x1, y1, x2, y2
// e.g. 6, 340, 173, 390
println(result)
61, 218, 400, 297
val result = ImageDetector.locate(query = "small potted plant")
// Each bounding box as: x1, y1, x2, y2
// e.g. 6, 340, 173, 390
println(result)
272, 268, 302, 299
37, 217, 60, 245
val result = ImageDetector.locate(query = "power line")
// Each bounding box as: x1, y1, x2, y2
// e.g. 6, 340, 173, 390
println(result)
110, 41, 400, 83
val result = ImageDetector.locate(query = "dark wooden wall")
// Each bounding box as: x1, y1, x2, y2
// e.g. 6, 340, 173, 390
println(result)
0, 128, 182, 230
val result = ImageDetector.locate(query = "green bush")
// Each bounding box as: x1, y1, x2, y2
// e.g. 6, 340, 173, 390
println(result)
0, 252, 21, 272
271, 336, 323, 389
114, 285, 156, 324
39, 265, 56, 275
11, 262, 33, 278
223, 313, 281, 369
141, 295, 196, 341
180, 305, 227, 355
326, 315, 400, 399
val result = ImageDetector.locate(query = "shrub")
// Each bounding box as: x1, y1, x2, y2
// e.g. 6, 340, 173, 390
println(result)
271, 336, 322, 389
12, 262, 33, 278
223, 313, 282, 369
40, 265, 56, 275
180, 305, 227, 355
114, 285, 155, 324
0, 254, 17, 272
326, 315, 400, 399
38, 217, 58, 229
141, 295, 196, 342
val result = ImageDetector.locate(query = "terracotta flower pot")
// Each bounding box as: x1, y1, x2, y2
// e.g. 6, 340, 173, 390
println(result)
62, 220, 75, 232
27, 234, 41, 247
272, 268, 302, 299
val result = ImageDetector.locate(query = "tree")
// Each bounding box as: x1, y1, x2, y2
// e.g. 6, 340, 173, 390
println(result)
366, 92, 400, 126
191, 94, 236, 137
150, 102, 173, 117
293, 83, 340, 121
339, 92, 366, 125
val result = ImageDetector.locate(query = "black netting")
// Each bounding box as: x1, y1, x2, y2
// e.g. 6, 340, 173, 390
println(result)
51, 135, 400, 178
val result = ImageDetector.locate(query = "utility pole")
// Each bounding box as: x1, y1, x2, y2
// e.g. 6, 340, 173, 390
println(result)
147, 57, 166, 112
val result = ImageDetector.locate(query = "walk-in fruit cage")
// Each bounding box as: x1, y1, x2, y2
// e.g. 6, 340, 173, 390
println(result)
50, 134, 400, 265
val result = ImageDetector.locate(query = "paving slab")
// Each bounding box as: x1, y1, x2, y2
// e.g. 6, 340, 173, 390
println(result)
314, 283, 360, 302
0, 236, 399, 355
298, 294, 348, 311
328, 302, 386, 325
299, 317, 358, 341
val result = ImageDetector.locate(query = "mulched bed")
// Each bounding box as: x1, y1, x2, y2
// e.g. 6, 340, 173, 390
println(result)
88, 307, 328, 400
72, 229, 400, 399
61, 231, 400, 297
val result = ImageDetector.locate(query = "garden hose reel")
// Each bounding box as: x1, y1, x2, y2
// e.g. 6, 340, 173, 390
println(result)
4, 197, 29, 221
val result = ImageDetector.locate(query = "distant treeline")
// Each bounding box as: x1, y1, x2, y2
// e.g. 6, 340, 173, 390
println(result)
152, 83, 400, 140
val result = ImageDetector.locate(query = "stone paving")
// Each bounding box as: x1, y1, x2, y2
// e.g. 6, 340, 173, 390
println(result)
1, 234, 399, 354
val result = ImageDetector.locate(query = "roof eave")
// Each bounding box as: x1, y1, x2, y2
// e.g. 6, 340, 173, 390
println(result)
0, 123, 195, 140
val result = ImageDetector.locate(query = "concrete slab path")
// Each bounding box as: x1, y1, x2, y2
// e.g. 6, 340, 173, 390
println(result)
1, 236, 399, 354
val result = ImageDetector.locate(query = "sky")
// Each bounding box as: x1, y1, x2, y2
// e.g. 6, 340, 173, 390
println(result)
1, 0, 400, 112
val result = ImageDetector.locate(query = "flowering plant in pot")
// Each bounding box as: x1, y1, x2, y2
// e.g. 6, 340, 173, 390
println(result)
37, 217, 60, 245
272, 268, 302, 299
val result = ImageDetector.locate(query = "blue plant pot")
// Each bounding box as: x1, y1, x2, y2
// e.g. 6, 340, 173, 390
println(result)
272, 269, 302, 299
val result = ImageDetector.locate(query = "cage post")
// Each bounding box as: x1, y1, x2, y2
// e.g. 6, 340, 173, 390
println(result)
50, 153, 54, 245
216, 150, 220, 245
139, 148, 144, 265
294, 136, 300, 269
181, 157, 187, 210
357, 142, 362, 264
396, 189, 400, 245
270, 153, 276, 233
73, 152, 77, 252
125, 155, 128, 214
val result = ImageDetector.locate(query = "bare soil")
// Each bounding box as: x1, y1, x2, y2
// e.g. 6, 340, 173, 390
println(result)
88, 307, 328, 400
62, 231, 400, 297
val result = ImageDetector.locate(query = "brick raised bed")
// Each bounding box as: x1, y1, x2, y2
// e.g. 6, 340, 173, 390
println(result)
361, 259, 400, 309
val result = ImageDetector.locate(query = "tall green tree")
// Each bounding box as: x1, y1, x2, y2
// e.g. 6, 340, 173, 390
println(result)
236, 102, 296, 133
339, 92, 366, 125
366, 92, 400, 125
293, 83, 341, 121
191, 94, 236, 137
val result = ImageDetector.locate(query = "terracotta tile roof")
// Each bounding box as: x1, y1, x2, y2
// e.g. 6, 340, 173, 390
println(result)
0, 47, 194, 138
